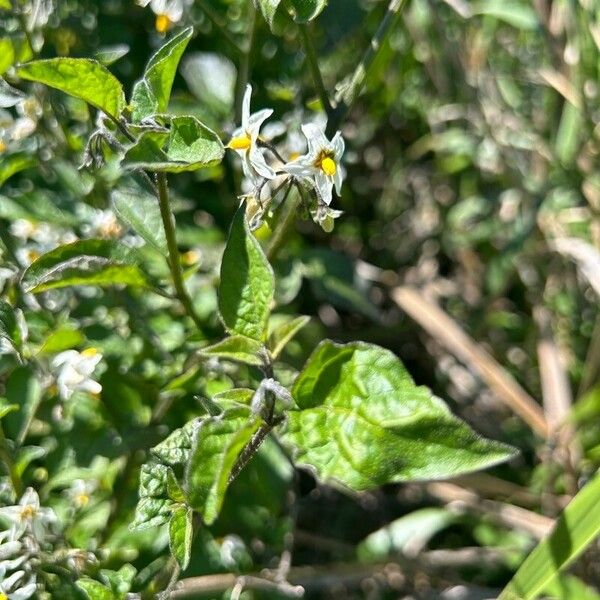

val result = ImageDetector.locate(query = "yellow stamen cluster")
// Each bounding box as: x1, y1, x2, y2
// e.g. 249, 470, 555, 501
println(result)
0, 592, 9, 600
20, 505, 36, 520
75, 493, 90, 508
182, 249, 200, 266
228, 133, 252, 151
155, 13, 171, 34
0, 140, 7, 153
81, 347, 98, 358
314, 151, 337, 176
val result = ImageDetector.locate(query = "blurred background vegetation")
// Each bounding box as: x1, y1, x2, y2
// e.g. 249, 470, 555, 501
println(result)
1, 0, 600, 597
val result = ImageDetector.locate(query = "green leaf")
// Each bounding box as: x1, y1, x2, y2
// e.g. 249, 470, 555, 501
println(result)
544, 575, 600, 600
169, 506, 193, 570
122, 117, 224, 172
357, 508, 456, 562
21, 239, 150, 293
282, 341, 516, 490
219, 202, 275, 342
76, 579, 118, 600
185, 409, 261, 525
151, 420, 196, 466
0, 37, 32, 76
200, 335, 264, 367
268, 315, 310, 359
0, 300, 21, 350
112, 186, 168, 255
288, 0, 328, 23
499, 471, 600, 600
5, 365, 41, 444
131, 27, 193, 122
38, 326, 85, 355
471, 1, 539, 30
254, 0, 283, 27
131, 497, 172, 530
14, 445, 45, 478
139, 463, 170, 498
0, 153, 36, 185
212, 388, 255, 412
17, 58, 125, 119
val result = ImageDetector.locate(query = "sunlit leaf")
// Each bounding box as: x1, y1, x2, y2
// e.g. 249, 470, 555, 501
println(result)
219, 202, 275, 342
283, 341, 517, 490
200, 335, 265, 367
169, 506, 193, 570
17, 58, 125, 119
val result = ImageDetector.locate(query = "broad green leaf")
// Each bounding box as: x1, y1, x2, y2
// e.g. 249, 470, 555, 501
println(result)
131, 497, 172, 530
289, 0, 328, 23
185, 409, 261, 525
139, 463, 170, 498
283, 341, 516, 490
0, 37, 32, 76
0, 300, 21, 350
200, 335, 264, 367
499, 471, 600, 600
38, 326, 85, 355
95, 44, 130, 66
357, 508, 457, 562
268, 315, 310, 359
21, 239, 149, 293
17, 58, 125, 119
471, 1, 538, 30
151, 420, 196, 466
544, 574, 600, 600
169, 506, 193, 570
0, 153, 36, 185
254, 0, 282, 27
112, 186, 168, 255
131, 27, 193, 122
122, 117, 224, 172
219, 202, 275, 341
212, 388, 255, 412
76, 580, 118, 600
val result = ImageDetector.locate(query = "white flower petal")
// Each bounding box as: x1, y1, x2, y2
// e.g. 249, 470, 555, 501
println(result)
332, 131, 345, 158
241, 84, 252, 128
301, 123, 329, 154
314, 171, 334, 205
249, 146, 276, 179
247, 108, 273, 136
10, 581, 37, 600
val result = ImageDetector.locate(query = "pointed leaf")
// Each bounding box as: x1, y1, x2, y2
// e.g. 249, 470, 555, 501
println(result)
169, 506, 193, 570
268, 315, 310, 359
200, 335, 264, 367
254, 0, 283, 27
112, 186, 168, 255
289, 0, 328, 22
282, 341, 517, 490
131, 27, 193, 122
219, 202, 274, 341
0, 300, 21, 350
185, 409, 261, 525
17, 58, 125, 119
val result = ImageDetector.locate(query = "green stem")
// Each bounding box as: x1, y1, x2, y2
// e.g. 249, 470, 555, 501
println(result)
327, 0, 408, 136
235, 2, 258, 122
155, 173, 204, 332
266, 184, 299, 262
299, 23, 334, 119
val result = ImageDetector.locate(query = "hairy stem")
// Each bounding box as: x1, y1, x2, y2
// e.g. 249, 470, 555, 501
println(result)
155, 173, 204, 332
327, 0, 408, 136
299, 23, 334, 119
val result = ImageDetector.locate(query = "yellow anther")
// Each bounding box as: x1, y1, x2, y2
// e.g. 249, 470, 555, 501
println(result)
155, 13, 171, 34
20, 505, 36, 520
182, 250, 200, 266
321, 156, 337, 176
288, 151, 301, 161
26, 249, 40, 263
81, 347, 98, 358
0, 592, 9, 600
228, 134, 252, 151
0, 140, 6, 153
75, 493, 90, 508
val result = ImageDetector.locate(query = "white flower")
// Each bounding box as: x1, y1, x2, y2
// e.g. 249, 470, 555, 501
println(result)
84, 210, 123, 239
137, 0, 188, 33
66, 480, 96, 509
51, 348, 103, 400
0, 488, 56, 543
283, 123, 345, 206
0, 566, 36, 600
227, 85, 276, 182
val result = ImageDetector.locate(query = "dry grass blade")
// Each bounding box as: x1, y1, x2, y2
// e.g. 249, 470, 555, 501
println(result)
391, 286, 549, 438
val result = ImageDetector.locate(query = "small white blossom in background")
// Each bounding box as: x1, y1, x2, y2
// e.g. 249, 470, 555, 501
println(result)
66, 480, 96, 509
283, 123, 345, 206
51, 348, 103, 400
227, 85, 276, 183
83, 210, 123, 239
0, 488, 56, 543
137, 0, 190, 34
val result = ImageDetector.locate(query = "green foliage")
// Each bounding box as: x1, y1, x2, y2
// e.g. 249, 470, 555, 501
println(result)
200, 335, 265, 367
17, 58, 125, 119
284, 341, 516, 489
219, 202, 275, 342
499, 471, 600, 599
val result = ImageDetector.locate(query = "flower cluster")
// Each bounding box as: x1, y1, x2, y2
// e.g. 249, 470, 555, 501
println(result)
227, 85, 346, 231
52, 348, 103, 401
137, 0, 191, 34
0, 489, 58, 600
